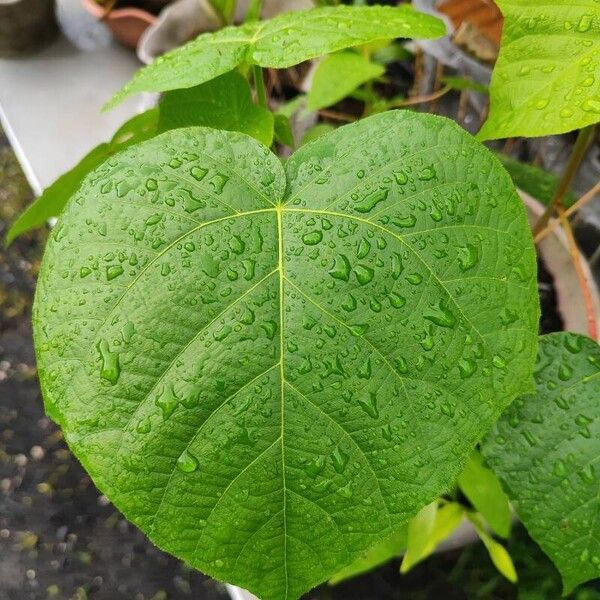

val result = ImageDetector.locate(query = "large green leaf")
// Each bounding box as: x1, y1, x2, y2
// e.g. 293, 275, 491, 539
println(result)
307, 51, 385, 110
159, 72, 274, 146
5, 109, 158, 245
34, 111, 538, 600
478, 0, 600, 140
106, 5, 446, 108
483, 333, 600, 593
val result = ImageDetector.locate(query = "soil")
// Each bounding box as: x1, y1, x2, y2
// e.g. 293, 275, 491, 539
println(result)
0, 128, 577, 600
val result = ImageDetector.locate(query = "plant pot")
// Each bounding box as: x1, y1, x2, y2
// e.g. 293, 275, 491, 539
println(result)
0, 0, 58, 57
81, 0, 157, 49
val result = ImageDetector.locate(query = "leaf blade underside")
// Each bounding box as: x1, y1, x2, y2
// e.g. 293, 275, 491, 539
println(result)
34, 111, 538, 600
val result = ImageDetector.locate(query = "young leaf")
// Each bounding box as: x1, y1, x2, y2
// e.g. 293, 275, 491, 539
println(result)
400, 501, 464, 573
478, 0, 600, 140
33, 110, 538, 600
496, 155, 576, 208
400, 501, 438, 573
273, 114, 295, 148
483, 333, 600, 594
468, 513, 518, 583
307, 51, 385, 110
441, 76, 488, 95
329, 525, 407, 585
159, 72, 274, 147
457, 450, 511, 538
107, 5, 446, 108
300, 123, 336, 146
5, 109, 159, 246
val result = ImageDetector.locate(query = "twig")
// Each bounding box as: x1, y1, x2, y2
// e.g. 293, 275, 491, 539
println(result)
410, 47, 424, 98
535, 180, 600, 243
318, 109, 355, 122
558, 205, 598, 340
390, 86, 451, 108
533, 125, 596, 236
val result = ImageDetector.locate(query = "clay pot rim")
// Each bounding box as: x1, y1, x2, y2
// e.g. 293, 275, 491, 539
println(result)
81, 0, 156, 24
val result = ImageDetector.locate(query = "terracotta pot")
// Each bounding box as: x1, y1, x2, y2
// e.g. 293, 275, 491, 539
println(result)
81, 0, 156, 49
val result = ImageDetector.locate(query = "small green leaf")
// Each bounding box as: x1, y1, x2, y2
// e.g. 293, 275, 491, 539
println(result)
497, 155, 576, 208
107, 5, 446, 108
468, 513, 518, 583
34, 111, 538, 600
401, 501, 464, 573
441, 76, 488, 95
273, 114, 295, 147
400, 501, 438, 573
458, 450, 511, 538
483, 333, 600, 594
478, 0, 600, 140
5, 109, 158, 245
307, 51, 385, 110
159, 71, 274, 146
329, 526, 407, 584
300, 123, 336, 146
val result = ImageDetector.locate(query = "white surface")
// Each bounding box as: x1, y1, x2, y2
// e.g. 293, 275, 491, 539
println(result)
0, 34, 141, 195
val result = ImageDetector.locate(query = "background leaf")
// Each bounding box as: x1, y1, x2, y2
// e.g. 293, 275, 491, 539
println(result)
34, 111, 538, 600
307, 51, 385, 110
5, 109, 158, 246
158, 71, 274, 146
107, 5, 446, 107
401, 502, 464, 573
478, 0, 600, 140
483, 333, 600, 593
458, 450, 511, 538
468, 513, 518, 583
497, 155, 576, 208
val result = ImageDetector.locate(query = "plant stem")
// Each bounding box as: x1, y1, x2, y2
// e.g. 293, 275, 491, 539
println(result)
558, 205, 598, 340
532, 124, 596, 236
535, 179, 600, 243
388, 86, 450, 108
244, 0, 264, 22
253, 65, 268, 108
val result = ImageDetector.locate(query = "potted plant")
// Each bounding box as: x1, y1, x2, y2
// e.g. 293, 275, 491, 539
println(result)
6, 0, 600, 598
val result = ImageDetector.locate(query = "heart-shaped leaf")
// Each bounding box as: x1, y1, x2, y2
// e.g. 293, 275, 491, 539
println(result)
34, 111, 538, 600
478, 0, 600, 140
106, 6, 446, 109
483, 333, 600, 594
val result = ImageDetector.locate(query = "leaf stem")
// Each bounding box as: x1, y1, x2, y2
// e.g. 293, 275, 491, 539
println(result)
244, 0, 264, 22
532, 125, 596, 236
558, 205, 598, 340
253, 65, 268, 108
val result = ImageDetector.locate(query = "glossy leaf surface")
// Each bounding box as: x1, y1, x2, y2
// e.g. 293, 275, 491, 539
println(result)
6, 110, 158, 245
159, 72, 274, 146
107, 6, 445, 108
478, 0, 600, 140
483, 333, 600, 593
34, 111, 538, 599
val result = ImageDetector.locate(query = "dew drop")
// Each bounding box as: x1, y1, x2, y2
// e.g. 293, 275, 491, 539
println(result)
177, 449, 199, 473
